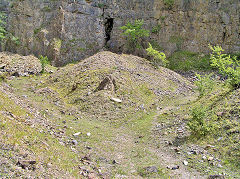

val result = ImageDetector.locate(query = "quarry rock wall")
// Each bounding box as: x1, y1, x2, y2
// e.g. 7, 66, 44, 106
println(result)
3, 0, 240, 66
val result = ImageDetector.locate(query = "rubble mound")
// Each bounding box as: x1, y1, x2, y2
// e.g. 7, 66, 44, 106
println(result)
47, 51, 195, 120
0, 52, 42, 76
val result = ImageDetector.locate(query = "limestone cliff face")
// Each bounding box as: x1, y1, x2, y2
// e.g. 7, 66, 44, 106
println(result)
4, 0, 240, 66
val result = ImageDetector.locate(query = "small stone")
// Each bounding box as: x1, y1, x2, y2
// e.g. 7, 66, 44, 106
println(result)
112, 160, 117, 164
88, 172, 97, 179
165, 140, 173, 145
72, 140, 78, 145
189, 150, 198, 155
216, 112, 224, 116
17, 160, 37, 170
0, 64, 6, 69
111, 97, 122, 103
82, 154, 91, 161
59, 141, 65, 146
98, 157, 108, 162
208, 174, 225, 179
144, 166, 158, 173
202, 156, 207, 160
140, 104, 145, 110
174, 147, 180, 152
87, 132, 91, 136
47, 163, 52, 168
217, 137, 223, 141
183, 160, 188, 166
205, 145, 215, 150
208, 157, 214, 161
73, 132, 81, 136
177, 129, 184, 134
171, 166, 179, 170
86, 146, 92, 150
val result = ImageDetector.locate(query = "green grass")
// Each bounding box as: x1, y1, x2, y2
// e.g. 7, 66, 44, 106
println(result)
168, 51, 211, 71
0, 91, 80, 177
4, 74, 170, 178
186, 84, 240, 176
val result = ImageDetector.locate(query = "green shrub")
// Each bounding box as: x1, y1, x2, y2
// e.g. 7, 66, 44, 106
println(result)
39, 55, 50, 73
0, 13, 7, 42
209, 45, 240, 88
0, 12, 20, 47
146, 43, 168, 67
163, 0, 175, 9
152, 24, 161, 34
120, 20, 149, 50
194, 73, 215, 97
187, 105, 213, 137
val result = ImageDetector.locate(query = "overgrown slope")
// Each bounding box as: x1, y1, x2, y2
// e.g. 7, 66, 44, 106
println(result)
0, 51, 239, 178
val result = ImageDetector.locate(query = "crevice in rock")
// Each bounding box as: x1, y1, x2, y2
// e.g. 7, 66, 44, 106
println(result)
104, 17, 114, 46
222, 26, 226, 43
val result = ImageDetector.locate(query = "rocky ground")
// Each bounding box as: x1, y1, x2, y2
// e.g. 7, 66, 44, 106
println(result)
0, 52, 239, 178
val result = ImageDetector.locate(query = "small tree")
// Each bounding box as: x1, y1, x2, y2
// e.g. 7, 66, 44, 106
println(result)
187, 105, 213, 137
120, 20, 149, 51
0, 12, 20, 49
209, 45, 240, 88
0, 13, 7, 43
39, 55, 50, 73
146, 43, 168, 67
194, 73, 215, 97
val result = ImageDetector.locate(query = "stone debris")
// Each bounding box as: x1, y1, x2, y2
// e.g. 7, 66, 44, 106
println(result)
17, 160, 36, 170
183, 160, 188, 166
110, 97, 122, 103
73, 132, 81, 136
0, 52, 42, 76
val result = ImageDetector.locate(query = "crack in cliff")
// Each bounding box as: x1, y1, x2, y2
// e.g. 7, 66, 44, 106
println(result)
104, 17, 114, 47
222, 26, 226, 43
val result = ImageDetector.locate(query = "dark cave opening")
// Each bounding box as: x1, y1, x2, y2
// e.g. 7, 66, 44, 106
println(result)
104, 18, 114, 45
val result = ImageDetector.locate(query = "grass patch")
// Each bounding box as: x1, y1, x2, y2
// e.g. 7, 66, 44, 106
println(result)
168, 51, 211, 71
0, 91, 80, 177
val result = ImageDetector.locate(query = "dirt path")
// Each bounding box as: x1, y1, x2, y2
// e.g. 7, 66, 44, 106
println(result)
148, 107, 205, 179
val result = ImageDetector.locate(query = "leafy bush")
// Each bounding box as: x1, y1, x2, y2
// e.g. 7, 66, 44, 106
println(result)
39, 55, 50, 73
120, 20, 149, 50
146, 43, 168, 67
187, 105, 213, 137
194, 73, 215, 97
209, 45, 240, 88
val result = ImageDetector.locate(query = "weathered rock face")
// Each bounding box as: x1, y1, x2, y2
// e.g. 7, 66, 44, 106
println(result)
0, 0, 10, 12
3, 0, 240, 66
